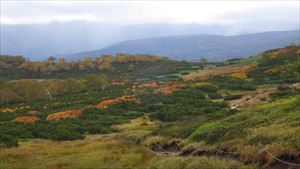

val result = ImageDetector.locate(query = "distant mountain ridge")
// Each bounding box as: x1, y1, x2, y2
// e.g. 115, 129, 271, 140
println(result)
65, 30, 300, 61
0, 22, 233, 60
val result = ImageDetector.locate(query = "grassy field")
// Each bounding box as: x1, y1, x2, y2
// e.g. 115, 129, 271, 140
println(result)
0, 117, 255, 169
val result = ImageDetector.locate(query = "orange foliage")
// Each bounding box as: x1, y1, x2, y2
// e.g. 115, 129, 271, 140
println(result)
46, 109, 82, 121
95, 96, 141, 109
140, 82, 158, 88
27, 110, 41, 115
155, 83, 185, 95
0, 108, 16, 113
12, 116, 40, 123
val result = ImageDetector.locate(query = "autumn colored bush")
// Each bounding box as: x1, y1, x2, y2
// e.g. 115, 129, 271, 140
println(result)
12, 116, 40, 123
140, 82, 158, 88
95, 96, 141, 109
231, 71, 247, 80
46, 109, 83, 121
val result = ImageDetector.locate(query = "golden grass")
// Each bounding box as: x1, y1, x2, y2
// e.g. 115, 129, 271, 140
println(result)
148, 156, 256, 169
0, 134, 155, 169
183, 63, 256, 81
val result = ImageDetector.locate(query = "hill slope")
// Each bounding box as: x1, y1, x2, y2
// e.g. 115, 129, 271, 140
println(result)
66, 30, 300, 61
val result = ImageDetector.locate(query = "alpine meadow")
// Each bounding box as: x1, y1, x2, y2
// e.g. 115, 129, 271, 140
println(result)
0, 1, 300, 169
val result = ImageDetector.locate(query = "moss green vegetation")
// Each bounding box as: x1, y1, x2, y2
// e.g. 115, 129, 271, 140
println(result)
188, 96, 300, 164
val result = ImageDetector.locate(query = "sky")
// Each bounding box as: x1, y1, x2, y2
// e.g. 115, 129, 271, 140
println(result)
1, 1, 299, 27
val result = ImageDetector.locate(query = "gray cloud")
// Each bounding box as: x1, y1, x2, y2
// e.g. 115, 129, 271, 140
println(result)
1, 1, 299, 28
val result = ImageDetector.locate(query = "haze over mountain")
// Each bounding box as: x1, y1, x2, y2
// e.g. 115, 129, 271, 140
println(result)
65, 30, 300, 61
0, 22, 234, 60
1, 23, 299, 61
1, 1, 299, 60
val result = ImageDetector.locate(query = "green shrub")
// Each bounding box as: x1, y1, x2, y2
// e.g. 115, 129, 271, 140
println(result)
224, 94, 243, 101
180, 72, 190, 75
50, 124, 84, 141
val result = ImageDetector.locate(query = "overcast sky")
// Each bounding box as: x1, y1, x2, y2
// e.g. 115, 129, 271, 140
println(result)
1, 1, 299, 28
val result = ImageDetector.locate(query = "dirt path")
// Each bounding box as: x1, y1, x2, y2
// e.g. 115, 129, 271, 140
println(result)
229, 85, 277, 110
147, 141, 300, 169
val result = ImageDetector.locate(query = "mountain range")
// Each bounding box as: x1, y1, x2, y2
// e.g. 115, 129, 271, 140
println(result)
0, 22, 233, 60
1, 21, 299, 61
65, 30, 300, 61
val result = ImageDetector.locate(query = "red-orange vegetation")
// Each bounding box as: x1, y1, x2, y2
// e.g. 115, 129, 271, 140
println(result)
140, 82, 158, 88
46, 109, 82, 121
95, 96, 141, 109
269, 48, 289, 58
155, 83, 185, 95
27, 110, 41, 115
12, 116, 40, 123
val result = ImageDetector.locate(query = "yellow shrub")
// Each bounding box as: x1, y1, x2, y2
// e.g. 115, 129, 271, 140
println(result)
231, 72, 247, 80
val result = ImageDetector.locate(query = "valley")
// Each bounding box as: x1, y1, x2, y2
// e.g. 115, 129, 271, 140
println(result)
0, 45, 300, 169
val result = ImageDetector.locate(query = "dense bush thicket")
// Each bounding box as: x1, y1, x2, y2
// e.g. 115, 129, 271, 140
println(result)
0, 101, 144, 147
224, 94, 243, 101
190, 96, 300, 146
147, 85, 229, 122
269, 84, 300, 100
209, 76, 256, 91
0, 73, 110, 105
0, 54, 198, 81
248, 45, 300, 84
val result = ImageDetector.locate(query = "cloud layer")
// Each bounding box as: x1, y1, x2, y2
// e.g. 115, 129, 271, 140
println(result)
1, 1, 299, 27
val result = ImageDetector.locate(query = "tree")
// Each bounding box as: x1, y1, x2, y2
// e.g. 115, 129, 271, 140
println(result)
86, 74, 108, 92
78, 56, 95, 71
98, 62, 114, 71
56, 58, 72, 71
0, 85, 19, 104
285, 62, 300, 81
95, 55, 114, 71
47, 56, 57, 63
200, 57, 207, 64
115, 53, 127, 62
128, 63, 135, 72
6, 80, 44, 102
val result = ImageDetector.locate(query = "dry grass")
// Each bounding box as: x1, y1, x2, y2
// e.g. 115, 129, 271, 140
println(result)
0, 134, 155, 169
183, 63, 256, 81
148, 156, 256, 169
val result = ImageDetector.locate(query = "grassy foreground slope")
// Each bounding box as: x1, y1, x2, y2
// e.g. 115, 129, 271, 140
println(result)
189, 96, 300, 166
0, 117, 253, 169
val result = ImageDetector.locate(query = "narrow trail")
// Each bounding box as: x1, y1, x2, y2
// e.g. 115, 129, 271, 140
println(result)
115, 116, 300, 169
147, 141, 300, 169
